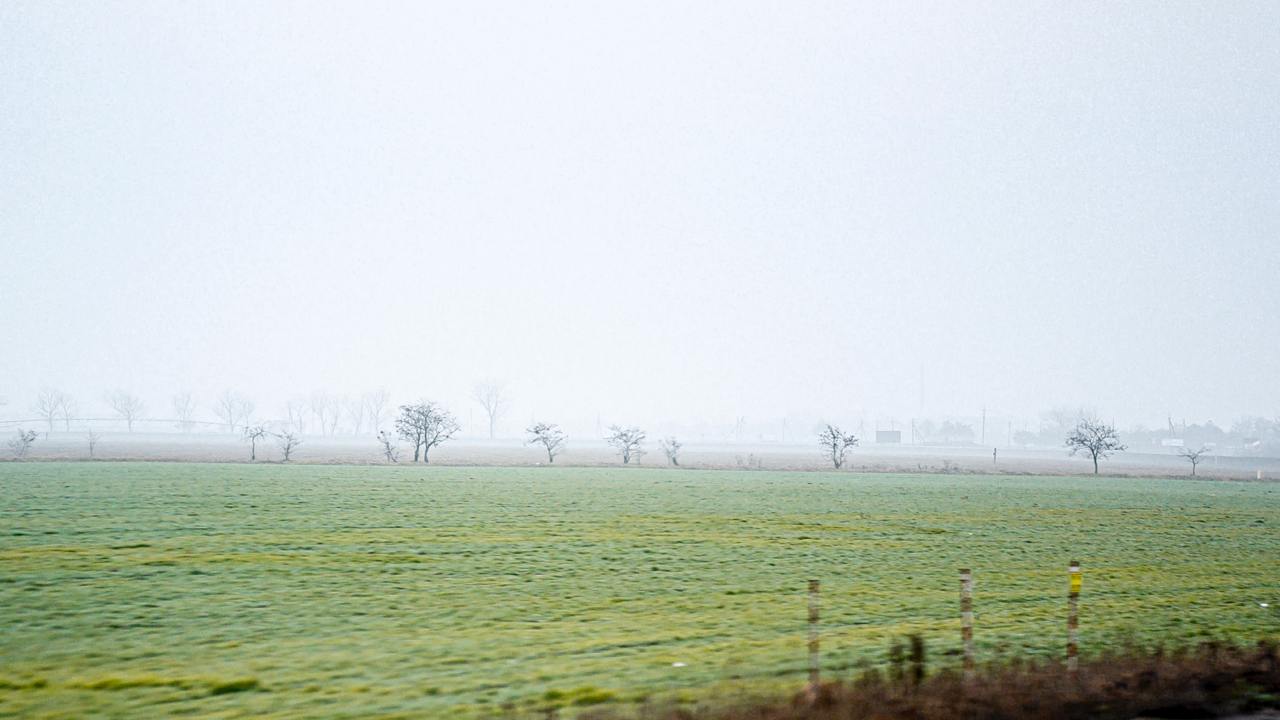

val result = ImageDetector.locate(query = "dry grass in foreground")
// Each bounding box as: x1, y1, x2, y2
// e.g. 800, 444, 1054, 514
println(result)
587, 640, 1280, 720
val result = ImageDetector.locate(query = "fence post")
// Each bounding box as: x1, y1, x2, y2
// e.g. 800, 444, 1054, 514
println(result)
960, 568, 974, 681
1067, 561, 1081, 676
808, 579, 820, 690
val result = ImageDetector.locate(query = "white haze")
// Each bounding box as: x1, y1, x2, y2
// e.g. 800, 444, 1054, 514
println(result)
2, 2, 1278, 437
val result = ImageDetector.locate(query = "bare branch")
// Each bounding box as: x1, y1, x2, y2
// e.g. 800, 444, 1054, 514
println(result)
376, 430, 400, 463
818, 424, 859, 469
275, 430, 303, 462
605, 425, 646, 465
1065, 419, 1127, 475
471, 380, 510, 440
172, 392, 196, 432
660, 436, 682, 466
373, 427, 399, 461
214, 391, 254, 433
1177, 445, 1209, 477
243, 424, 269, 461
7, 429, 37, 458
364, 389, 391, 433
107, 391, 145, 432
395, 401, 460, 463
526, 422, 567, 463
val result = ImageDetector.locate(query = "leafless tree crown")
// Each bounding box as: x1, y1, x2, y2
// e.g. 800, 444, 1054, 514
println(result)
285, 398, 308, 435
343, 396, 366, 436
214, 391, 254, 433
376, 430, 400, 463
275, 430, 302, 462
364, 389, 391, 432
471, 381, 510, 440
818, 424, 859, 469
395, 401, 461, 463
107, 391, 145, 432
1065, 419, 1127, 474
526, 422, 567, 463
8, 429, 37, 458
243, 424, 269, 461
660, 436, 682, 466
605, 425, 646, 465
171, 392, 196, 432
1178, 445, 1209, 476
33, 388, 72, 434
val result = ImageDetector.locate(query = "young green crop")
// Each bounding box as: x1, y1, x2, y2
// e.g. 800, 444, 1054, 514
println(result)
1, 463, 1277, 717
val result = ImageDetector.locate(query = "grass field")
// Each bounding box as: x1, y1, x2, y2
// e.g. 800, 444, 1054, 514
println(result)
1, 463, 1278, 718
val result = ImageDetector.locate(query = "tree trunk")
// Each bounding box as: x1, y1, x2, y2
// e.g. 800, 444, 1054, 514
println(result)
1093, 454, 1098, 474
489, 415, 495, 440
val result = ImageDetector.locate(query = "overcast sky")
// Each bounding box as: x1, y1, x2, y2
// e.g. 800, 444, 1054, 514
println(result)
2, 1, 1278, 436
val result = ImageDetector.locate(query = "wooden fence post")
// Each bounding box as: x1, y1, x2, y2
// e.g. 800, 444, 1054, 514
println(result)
1067, 561, 1081, 675
807, 578, 820, 690
960, 568, 974, 681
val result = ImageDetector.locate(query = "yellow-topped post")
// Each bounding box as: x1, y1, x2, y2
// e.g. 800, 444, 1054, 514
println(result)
1067, 561, 1082, 675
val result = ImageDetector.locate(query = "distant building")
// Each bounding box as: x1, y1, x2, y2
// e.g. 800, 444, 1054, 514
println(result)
876, 430, 902, 444
1160, 438, 1185, 448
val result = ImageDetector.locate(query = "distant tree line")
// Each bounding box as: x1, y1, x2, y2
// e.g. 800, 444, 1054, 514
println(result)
8, 386, 1273, 476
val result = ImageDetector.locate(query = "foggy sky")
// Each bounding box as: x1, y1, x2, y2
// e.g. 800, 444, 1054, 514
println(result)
2, 1, 1278, 436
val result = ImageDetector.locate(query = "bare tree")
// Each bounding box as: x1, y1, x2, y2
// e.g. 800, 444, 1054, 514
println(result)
526, 422, 567, 463
59, 395, 77, 431
1065, 419, 1126, 475
325, 396, 342, 435
214, 391, 254, 433
172, 392, 197, 432
243, 424, 268, 461
276, 431, 302, 462
376, 430, 400, 463
8, 429, 37, 458
343, 396, 366, 436
285, 398, 308, 435
309, 392, 331, 435
1178, 445, 1209, 477
660, 436, 682, 466
33, 388, 66, 434
395, 401, 460, 463
471, 380, 510, 439
87, 428, 100, 459
364, 389, 391, 432
107, 391, 145, 432
818, 424, 859, 469
606, 425, 646, 464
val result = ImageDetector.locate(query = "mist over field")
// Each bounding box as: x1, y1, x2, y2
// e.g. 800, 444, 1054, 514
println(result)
2, 2, 1278, 439
5, 6, 1280, 719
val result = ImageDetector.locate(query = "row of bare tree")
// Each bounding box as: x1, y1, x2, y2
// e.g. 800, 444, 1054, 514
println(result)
24, 382, 517, 438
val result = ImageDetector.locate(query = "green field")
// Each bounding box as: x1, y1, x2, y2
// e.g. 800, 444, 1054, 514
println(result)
1, 463, 1278, 718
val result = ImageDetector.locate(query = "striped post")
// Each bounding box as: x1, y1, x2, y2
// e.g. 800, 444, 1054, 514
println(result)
1067, 561, 1082, 675
960, 568, 974, 681
808, 579, 820, 689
